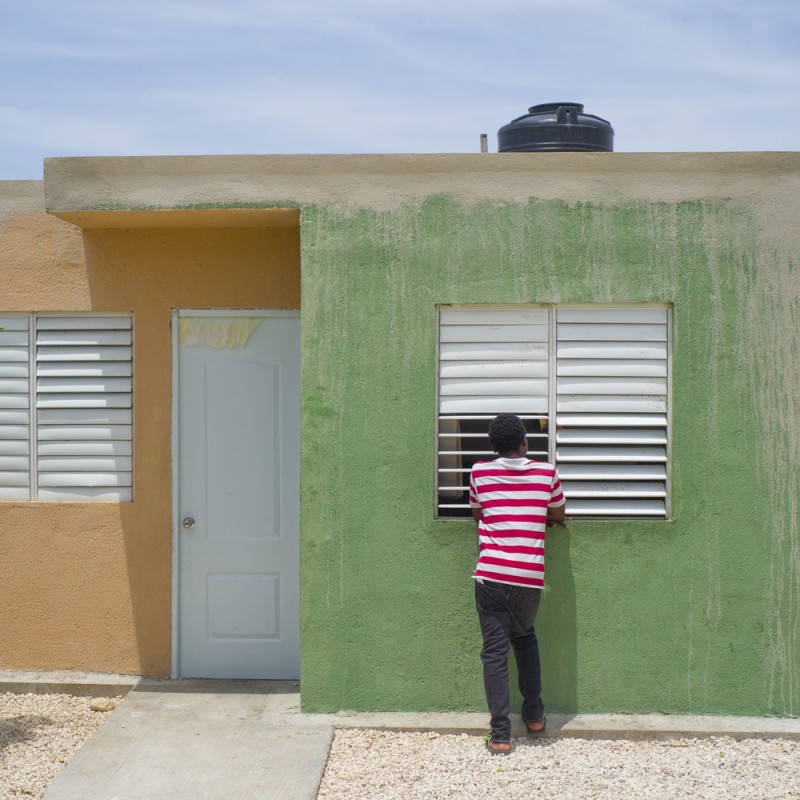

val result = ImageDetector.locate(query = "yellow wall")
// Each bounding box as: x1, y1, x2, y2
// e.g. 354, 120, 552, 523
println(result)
0, 211, 300, 675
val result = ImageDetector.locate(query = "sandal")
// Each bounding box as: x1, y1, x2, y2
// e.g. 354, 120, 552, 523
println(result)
484, 736, 514, 755
525, 714, 546, 736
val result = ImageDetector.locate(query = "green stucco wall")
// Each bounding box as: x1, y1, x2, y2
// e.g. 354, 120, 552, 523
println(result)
299, 193, 800, 717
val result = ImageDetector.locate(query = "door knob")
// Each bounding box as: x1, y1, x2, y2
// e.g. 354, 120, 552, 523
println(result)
182, 517, 196, 529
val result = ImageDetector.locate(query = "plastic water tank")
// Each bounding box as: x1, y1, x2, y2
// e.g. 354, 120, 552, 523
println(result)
497, 102, 614, 152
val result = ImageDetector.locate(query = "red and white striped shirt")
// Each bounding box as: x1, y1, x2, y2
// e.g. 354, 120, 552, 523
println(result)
469, 457, 565, 589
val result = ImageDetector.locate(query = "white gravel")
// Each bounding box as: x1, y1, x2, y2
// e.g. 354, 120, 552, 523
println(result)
4, 692, 799, 800
317, 728, 800, 800
0, 692, 119, 800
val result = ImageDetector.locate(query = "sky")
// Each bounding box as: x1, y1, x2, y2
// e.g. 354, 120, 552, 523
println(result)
1, 0, 799, 179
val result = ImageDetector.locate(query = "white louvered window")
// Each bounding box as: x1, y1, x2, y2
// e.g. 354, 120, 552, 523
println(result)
0, 316, 32, 500
436, 305, 670, 519
0, 313, 133, 502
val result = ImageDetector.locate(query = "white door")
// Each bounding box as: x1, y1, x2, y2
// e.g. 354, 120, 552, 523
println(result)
175, 311, 300, 679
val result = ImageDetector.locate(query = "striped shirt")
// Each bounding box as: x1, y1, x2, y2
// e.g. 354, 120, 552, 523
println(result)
469, 457, 565, 589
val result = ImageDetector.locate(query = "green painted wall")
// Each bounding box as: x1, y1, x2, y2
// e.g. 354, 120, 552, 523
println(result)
299, 194, 800, 717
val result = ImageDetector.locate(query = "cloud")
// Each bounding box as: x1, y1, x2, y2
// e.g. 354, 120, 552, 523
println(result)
0, 0, 798, 176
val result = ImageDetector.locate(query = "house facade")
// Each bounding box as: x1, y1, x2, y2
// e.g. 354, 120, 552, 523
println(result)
1, 152, 798, 717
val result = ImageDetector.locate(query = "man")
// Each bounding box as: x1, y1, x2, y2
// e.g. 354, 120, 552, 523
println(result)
469, 413, 566, 755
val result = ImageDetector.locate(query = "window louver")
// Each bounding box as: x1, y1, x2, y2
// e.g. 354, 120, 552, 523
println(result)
35, 316, 133, 501
437, 308, 550, 516
1, 314, 134, 502
0, 316, 32, 500
555, 308, 669, 517
437, 305, 670, 520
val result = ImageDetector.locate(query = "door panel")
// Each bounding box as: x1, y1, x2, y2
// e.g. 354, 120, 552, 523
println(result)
177, 313, 300, 678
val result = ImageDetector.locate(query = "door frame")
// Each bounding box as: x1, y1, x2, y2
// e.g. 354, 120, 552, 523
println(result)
170, 308, 300, 678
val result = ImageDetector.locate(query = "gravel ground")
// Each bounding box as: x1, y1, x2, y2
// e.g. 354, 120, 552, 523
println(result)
0, 692, 119, 800
3, 692, 798, 800
317, 728, 800, 800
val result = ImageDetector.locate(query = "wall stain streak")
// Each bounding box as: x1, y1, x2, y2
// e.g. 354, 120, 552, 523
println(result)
741, 244, 800, 716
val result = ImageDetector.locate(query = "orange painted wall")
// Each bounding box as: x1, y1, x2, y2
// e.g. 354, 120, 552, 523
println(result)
0, 211, 300, 675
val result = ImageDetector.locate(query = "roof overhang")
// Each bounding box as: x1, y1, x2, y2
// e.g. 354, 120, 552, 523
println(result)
43, 152, 800, 228
50, 207, 299, 229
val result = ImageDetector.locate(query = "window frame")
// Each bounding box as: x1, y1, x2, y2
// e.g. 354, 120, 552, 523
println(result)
435, 303, 672, 521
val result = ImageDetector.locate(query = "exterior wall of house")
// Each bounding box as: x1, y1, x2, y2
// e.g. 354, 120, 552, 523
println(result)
293, 155, 800, 717
0, 183, 300, 675
26, 153, 800, 716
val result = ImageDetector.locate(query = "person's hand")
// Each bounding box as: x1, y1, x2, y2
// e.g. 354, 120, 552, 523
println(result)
546, 517, 570, 528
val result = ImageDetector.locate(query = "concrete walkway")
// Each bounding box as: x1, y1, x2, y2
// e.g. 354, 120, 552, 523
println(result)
42, 679, 330, 800
2, 673, 798, 800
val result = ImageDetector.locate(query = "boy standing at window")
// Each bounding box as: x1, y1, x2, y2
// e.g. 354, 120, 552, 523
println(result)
469, 413, 566, 756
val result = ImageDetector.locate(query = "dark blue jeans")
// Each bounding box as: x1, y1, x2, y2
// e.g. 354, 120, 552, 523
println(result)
475, 580, 544, 742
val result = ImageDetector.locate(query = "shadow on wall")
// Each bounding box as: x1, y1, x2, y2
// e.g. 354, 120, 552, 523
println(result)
530, 529, 578, 714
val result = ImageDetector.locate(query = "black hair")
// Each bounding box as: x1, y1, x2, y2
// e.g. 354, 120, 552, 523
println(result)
488, 413, 527, 455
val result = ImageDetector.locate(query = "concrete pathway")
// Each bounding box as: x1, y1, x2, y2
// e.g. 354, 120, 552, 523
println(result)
42, 679, 330, 800
2, 672, 798, 800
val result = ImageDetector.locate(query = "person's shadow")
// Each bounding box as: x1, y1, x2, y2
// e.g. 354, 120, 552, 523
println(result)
509, 525, 577, 715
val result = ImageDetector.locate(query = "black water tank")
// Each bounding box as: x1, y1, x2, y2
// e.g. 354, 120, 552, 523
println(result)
498, 102, 614, 152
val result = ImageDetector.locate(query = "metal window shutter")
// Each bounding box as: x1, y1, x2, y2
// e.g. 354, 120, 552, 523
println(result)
35, 316, 133, 502
0, 316, 32, 499
437, 308, 550, 515
556, 307, 669, 518
439, 308, 549, 414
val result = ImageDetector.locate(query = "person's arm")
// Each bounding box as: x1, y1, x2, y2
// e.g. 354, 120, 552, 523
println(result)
546, 505, 568, 528
472, 506, 482, 523
546, 503, 568, 528
547, 470, 568, 527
